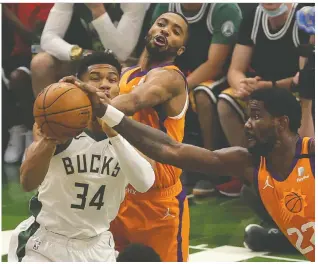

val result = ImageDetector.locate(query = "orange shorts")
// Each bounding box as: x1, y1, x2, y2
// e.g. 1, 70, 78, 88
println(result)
110, 180, 190, 262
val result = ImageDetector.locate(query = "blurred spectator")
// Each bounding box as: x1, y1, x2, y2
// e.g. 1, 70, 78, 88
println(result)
295, 5, 315, 138
31, 3, 149, 96
117, 244, 161, 262
2, 3, 53, 163
218, 3, 309, 148
151, 3, 243, 197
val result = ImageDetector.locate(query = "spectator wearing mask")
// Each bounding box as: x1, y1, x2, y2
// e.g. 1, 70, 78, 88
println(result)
151, 3, 243, 198
295, 5, 315, 138
218, 3, 309, 151
31, 3, 150, 96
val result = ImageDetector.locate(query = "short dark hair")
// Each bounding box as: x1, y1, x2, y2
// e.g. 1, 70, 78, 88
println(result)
76, 50, 122, 78
117, 243, 161, 262
250, 87, 301, 133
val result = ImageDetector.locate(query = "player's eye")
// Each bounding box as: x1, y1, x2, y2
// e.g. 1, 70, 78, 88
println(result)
173, 29, 180, 36
90, 73, 100, 81
108, 78, 118, 83
157, 22, 165, 27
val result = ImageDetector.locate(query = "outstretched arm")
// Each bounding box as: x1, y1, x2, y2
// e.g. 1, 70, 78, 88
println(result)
111, 68, 186, 116
98, 105, 252, 181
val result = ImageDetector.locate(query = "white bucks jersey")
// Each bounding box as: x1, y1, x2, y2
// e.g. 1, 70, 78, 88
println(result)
31, 130, 128, 239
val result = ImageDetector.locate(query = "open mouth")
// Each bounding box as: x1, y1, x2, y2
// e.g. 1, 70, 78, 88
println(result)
154, 35, 167, 47
245, 132, 256, 142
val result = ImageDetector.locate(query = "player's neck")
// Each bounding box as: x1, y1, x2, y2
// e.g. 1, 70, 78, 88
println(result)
140, 51, 175, 71
266, 134, 300, 179
268, 3, 293, 30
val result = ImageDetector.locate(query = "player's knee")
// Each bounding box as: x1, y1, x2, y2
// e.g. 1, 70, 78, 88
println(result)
30, 52, 56, 75
194, 90, 213, 110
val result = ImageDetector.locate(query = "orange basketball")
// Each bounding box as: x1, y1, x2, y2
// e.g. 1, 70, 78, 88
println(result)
285, 192, 303, 213
33, 82, 92, 140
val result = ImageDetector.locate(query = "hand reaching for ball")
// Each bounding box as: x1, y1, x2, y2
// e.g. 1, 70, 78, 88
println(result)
60, 76, 110, 118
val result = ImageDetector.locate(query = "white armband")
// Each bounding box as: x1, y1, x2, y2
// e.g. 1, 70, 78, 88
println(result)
100, 105, 125, 127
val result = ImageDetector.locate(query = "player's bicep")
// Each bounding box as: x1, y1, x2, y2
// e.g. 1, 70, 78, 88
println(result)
131, 69, 184, 109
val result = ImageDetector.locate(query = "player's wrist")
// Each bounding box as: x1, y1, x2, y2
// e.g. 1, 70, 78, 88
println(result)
100, 105, 125, 128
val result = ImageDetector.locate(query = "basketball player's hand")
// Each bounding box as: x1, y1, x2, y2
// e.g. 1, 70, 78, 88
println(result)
33, 123, 68, 145
60, 76, 109, 118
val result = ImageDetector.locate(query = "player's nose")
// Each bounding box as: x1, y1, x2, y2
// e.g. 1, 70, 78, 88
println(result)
160, 28, 169, 37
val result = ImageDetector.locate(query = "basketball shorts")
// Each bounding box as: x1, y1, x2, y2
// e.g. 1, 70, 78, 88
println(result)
185, 77, 228, 139
110, 180, 190, 262
8, 216, 116, 262
219, 87, 301, 124
189, 77, 228, 112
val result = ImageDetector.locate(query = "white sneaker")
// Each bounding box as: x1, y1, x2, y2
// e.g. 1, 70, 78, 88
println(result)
21, 130, 33, 163
4, 125, 26, 163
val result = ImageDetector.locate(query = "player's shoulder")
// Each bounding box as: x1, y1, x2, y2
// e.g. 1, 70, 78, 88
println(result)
147, 67, 186, 88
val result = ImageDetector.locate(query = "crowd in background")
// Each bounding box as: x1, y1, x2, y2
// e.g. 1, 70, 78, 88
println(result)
2, 2, 315, 257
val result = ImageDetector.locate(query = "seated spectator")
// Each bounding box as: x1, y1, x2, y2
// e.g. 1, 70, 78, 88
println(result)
117, 244, 161, 262
217, 2, 310, 248
3, 3, 52, 163
218, 3, 309, 148
151, 3, 243, 197
31, 3, 149, 96
295, 5, 315, 138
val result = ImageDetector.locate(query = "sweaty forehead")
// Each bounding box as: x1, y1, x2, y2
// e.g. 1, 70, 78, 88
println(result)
157, 13, 188, 30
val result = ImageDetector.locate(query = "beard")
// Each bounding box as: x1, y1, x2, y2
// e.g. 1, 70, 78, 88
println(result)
247, 135, 276, 157
145, 34, 180, 61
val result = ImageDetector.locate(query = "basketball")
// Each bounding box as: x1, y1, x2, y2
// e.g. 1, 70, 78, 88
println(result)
33, 82, 92, 140
285, 192, 303, 213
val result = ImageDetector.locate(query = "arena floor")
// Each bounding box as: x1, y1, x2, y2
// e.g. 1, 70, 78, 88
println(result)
2, 163, 307, 262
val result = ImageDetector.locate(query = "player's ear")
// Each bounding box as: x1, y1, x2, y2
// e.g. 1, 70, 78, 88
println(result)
177, 46, 186, 56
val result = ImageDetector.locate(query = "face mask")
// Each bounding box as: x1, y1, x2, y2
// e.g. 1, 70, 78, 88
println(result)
261, 4, 288, 17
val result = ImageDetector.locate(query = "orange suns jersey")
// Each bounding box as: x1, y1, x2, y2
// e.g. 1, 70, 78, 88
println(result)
119, 63, 188, 189
256, 137, 315, 261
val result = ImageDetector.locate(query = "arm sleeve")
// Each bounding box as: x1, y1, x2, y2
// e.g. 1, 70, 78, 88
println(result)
110, 134, 155, 193
211, 4, 242, 45
40, 3, 75, 61
91, 3, 149, 61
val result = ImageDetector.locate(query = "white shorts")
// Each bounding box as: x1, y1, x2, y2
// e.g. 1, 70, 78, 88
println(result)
8, 217, 116, 262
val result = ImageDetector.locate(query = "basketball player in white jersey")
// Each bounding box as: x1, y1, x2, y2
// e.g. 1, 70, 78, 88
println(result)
8, 51, 155, 262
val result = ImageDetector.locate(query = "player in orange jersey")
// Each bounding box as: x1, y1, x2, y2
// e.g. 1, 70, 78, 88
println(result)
63, 12, 190, 262
83, 87, 314, 261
